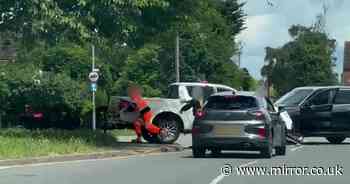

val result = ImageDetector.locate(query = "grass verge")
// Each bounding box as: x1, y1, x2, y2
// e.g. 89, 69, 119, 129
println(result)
0, 128, 134, 160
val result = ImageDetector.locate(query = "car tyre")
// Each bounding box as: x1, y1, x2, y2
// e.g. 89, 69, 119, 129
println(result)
192, 146, 206, 158
261, 134, 273, 158
211, 148, 222, 156
275, 144, 286, 156
260, 145, 272, 158
276, 129, 287, 156
156, 117, 181, 144
326, 136, 346, 144
141, 127, 159, 144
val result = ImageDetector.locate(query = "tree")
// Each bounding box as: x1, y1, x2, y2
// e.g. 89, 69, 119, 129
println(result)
263, 25, 337, 96
112, 0, 254, 95
114, 44, 163, 97
0, 0, 255, 127
0, 0, 170, 46
152, 0, 250, 90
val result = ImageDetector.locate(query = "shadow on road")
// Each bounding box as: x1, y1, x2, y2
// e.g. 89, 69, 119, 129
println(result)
181, 152, 273, 160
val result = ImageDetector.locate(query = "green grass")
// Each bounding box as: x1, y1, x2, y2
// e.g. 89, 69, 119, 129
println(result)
0, 128, 134, 160
109, 129, 135, 137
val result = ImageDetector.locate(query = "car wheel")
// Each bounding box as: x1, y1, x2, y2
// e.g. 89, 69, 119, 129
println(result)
141, 127, 159, 144
326, 136, 346, 144
260, 145, 272, 158
192, 146, 206, 158
156, 117, 181, 144
211, 148, 222, 156
261, 135, 273, 158
276, 128, 287, 156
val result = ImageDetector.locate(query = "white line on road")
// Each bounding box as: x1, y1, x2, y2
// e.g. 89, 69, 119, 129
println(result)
239, 160, 258, 168
209, 160, 258, 184
209, 173, 225, 184
290, 145, 304, 152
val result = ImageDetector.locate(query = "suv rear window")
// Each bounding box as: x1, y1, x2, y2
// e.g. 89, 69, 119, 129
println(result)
205, 95, 258, 110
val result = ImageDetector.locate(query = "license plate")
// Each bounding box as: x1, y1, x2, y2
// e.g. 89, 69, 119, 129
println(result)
214, 125, 241, 137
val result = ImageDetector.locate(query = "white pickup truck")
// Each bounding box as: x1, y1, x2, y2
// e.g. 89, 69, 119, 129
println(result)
107, 82, 236, 143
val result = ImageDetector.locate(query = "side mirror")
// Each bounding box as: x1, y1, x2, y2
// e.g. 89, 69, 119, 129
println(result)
301, 103, 312, 110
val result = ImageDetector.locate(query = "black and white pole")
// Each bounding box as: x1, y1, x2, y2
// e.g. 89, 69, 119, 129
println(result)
89, 45, 99, 131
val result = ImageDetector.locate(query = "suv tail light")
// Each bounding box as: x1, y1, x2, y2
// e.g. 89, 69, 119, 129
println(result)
258, 127, 266, 139
248, 110, 266, 120
244, 124, 266, 138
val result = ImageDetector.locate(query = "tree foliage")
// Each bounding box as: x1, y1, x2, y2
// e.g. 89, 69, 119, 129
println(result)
0, 0, 256, 126
262, 25, 337, 96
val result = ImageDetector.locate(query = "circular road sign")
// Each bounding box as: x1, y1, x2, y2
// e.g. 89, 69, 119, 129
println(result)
89, 71, 99, 82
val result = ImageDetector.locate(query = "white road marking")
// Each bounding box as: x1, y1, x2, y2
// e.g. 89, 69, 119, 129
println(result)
209, 173, 225, 184
0, 166, 11, 170
209, 160, 258, 184
239, 160, 258, 167
290, 145, 304, 152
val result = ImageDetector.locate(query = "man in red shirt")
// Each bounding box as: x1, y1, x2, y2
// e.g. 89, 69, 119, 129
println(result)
127, 85, 168, 143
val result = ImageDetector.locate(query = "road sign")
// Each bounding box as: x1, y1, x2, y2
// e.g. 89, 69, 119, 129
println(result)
88, 71, 99, 82
91, 83, 97, 92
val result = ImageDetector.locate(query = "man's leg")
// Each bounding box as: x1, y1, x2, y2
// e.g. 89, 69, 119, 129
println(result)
143, 112, 160, 134
143, 111, 168, 139
145, 123, 161, 134
132, 119, 143, 143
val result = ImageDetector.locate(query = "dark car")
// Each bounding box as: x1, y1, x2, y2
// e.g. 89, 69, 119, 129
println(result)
192, 91, 286, 158
275, 86, 350, 144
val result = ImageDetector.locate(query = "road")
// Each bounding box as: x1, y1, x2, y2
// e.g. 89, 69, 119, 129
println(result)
0, 136, 349, 184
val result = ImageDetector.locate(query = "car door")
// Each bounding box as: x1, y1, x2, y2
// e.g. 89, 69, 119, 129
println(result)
266, 98, 283, 147
332, 88, 350, 132
299, 89, 336, 134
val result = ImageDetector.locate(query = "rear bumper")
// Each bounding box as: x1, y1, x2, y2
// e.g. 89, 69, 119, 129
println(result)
192, 136, 269, 151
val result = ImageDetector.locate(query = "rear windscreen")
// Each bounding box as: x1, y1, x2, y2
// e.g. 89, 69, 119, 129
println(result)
205, 95, 258, 110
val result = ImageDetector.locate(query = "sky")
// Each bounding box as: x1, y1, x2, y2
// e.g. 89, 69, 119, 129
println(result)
237, 0, 350, 79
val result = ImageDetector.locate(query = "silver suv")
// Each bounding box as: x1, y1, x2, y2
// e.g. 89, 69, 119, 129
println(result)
192, 91, 286, 158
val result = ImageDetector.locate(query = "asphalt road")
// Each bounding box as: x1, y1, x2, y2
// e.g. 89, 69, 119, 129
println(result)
0, 136, 349, 184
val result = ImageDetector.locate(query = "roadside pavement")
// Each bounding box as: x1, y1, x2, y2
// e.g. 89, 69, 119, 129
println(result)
0, 135, 185, 167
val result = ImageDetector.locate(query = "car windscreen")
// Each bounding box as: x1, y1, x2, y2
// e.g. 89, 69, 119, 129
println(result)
205, 95, 258, 110
275, 89, 314, 107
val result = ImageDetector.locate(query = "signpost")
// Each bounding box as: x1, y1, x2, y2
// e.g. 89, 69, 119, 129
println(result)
89, 45, 98, 131
88, 72, 99, 83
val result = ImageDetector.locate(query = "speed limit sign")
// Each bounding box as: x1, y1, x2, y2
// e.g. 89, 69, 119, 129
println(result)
88, 71, 99, 82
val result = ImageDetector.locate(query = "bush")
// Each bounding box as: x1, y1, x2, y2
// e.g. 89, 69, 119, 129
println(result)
0, 64, 85, 128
